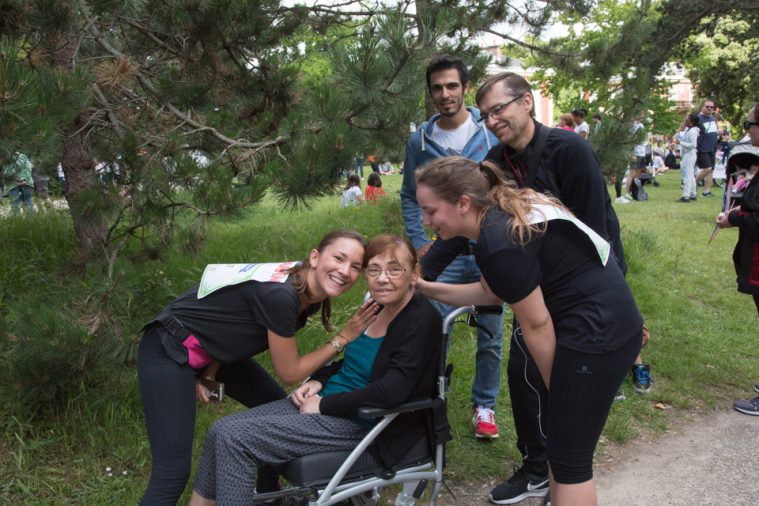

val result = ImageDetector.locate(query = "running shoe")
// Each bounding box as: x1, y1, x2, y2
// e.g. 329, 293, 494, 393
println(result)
734, 396, 759, 416
489, 467, 548, 504
632, 363, 653, 394
473, 406, 499, 439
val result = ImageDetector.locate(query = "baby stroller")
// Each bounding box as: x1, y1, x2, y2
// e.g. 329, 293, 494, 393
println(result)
252, 305, 502, 506
724, 140, 759, 210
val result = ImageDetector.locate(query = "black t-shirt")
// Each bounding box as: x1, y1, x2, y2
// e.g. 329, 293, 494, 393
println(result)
158, 280, 319, 364
474, 208, 642, 353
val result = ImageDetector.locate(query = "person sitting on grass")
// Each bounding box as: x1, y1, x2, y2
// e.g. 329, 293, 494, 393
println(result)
365, 172, 387, 201
341, 174, 364, 208
187, 234, 443, 506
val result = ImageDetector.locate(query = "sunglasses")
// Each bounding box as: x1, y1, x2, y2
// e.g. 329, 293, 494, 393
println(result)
744, 121, 759, 131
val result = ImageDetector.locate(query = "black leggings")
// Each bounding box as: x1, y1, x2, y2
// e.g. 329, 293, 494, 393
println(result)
137, 326, 286, 505
547, 335, 641, 484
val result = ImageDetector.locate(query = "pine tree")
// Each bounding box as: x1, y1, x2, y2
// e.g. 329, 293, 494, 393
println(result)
1, 0, 585, 266
3, 0, 584, 415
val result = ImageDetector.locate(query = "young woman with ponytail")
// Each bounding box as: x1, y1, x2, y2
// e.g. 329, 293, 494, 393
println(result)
415, 156, 642, 506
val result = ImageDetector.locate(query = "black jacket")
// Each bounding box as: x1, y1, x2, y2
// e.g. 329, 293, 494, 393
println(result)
728, 174, 759, 295
421, 122, 627, 279
312, 293, 443, 468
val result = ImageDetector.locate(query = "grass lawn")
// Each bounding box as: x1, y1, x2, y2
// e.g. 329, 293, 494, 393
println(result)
1, 168, 757, 504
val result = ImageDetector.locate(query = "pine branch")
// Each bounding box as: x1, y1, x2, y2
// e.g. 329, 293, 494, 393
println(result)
483, 28, 580, 58
84, 13, 289, 153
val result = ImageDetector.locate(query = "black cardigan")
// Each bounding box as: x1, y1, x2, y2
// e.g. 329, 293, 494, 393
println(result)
728, 174, 759, 295
311, 293, 443, 468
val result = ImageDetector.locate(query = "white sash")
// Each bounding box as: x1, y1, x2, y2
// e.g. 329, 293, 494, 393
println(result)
197, 262, 298, 299
526, 204, 610, 266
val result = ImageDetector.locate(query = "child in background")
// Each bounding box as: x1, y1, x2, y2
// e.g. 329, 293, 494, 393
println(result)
365, 172, 387, 201
341, 174, 364, 208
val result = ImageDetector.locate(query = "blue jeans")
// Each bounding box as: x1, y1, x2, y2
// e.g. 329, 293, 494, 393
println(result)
429, 254, 504, 409
8, 186, 35, 214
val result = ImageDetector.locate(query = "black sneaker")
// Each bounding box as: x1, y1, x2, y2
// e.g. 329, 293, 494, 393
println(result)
675, 197, 690, 203
632, 363, 652, 394
489, 468, 549, 504
702, 191, 713, 197
754, 382, 759, 394
734, 396, 759, 416
614, 388, 626, 401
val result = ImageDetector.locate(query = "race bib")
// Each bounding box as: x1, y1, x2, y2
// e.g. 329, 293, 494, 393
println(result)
527, 204, 610, 266
197, 262, 298, 299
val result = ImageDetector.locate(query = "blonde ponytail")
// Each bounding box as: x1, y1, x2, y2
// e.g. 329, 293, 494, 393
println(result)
417, 157, 567, 246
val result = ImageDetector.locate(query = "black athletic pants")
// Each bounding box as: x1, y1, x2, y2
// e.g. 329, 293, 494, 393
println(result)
508, 320, 641, 482
507, 319, 549, 478
548, 334, 640, 483
137, 325, 286, 505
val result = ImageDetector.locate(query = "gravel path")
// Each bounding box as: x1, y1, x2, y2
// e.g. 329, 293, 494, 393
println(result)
434, 409, 759, 505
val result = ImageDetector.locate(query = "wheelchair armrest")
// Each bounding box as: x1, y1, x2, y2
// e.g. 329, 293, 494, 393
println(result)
357, 398, 438, 419
474, 304, 503, 315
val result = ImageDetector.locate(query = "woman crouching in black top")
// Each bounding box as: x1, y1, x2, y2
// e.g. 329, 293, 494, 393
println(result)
415, 157, 642, 506
138, 230, 380, 505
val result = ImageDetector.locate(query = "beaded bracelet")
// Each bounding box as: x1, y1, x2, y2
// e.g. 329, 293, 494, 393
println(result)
329, 334, 347, 353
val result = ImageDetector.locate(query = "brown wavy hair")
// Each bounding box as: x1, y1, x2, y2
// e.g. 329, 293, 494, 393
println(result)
286, 229, 366, 331
415, 156, 566, 245
365, 234, 417, 270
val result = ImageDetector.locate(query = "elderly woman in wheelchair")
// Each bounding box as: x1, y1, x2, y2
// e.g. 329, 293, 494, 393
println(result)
188, 234, 443, 506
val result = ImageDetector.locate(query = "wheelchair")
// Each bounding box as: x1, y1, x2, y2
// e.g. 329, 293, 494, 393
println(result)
250, 304, 502, 506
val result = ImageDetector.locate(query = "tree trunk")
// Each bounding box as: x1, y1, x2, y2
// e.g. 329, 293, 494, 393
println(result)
61, 121, 108, 259
49, 31, 108, 261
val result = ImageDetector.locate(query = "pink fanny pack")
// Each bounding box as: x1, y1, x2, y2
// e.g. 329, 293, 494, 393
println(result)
182, 335, 212, 370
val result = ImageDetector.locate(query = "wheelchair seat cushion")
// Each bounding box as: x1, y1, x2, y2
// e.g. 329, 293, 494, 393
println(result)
280, 435, 432, 487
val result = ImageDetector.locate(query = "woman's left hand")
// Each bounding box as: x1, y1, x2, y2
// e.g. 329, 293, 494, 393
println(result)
340, 299, 382, 342
299, 395, 322, 414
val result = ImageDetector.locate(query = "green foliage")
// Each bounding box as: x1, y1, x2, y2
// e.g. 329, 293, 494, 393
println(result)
515, 0, 758, 176
2, 0, 568, 262
0, 36, 88, 161
678, 13, 759, 131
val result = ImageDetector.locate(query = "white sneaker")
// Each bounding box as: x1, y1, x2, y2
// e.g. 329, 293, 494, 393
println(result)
615, 196, 631, 204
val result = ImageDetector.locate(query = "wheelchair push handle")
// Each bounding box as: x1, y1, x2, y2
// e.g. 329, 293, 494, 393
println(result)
441, 304, 503, 335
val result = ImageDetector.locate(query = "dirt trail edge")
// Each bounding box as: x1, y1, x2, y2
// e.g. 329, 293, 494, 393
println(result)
435, 409, 759, 505
595, 409, 759, 505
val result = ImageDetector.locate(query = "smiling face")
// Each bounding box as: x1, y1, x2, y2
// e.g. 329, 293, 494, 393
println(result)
417, 183, 473, 241
307, 237, 364, 300
365, 247, 417, 308
478, 81, 534, 151
429, 68, 469, 118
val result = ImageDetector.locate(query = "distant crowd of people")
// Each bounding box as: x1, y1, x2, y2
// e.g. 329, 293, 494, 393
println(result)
0, 152, 56, 214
